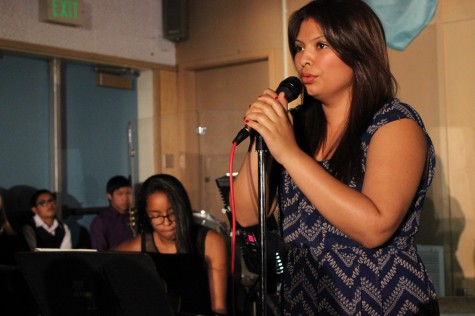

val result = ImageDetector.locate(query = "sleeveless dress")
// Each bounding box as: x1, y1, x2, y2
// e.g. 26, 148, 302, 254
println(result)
280, 99, 438, 315
141, 224, 212, 315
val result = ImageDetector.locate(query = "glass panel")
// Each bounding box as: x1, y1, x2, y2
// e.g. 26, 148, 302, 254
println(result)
0, 53, 50, 212
63, 61, 138, 208
62, 61, 138, 237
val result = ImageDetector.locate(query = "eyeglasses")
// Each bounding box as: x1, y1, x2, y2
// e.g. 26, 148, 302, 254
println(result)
37, 199, 56, 207
148, 213, 175, 225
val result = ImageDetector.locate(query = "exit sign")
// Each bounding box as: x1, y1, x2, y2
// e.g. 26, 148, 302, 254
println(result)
39, 0, 85, 26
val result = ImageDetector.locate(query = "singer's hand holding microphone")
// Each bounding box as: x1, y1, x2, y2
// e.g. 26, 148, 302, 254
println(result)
233, 76, 302, 161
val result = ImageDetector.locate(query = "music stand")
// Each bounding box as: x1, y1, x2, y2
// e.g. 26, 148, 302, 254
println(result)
147, 253, 212, 315
15, 251, 174, 316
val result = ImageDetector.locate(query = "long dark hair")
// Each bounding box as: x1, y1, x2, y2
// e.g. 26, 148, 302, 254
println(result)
0, 188, 16, 236
137, 174, 194, 253
288, 0, 397, 182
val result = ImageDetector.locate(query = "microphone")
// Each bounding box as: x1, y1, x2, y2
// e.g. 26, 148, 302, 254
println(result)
232, 76, 303, 145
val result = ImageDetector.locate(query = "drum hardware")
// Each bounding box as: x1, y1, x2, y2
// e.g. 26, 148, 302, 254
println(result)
215, 175, 285, 315
128, 206, 138, 235
127, 122, 139, 236
192, 210, 228, 236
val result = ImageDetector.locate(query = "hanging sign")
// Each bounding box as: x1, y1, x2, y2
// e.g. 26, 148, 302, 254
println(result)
39, 0, 85, 26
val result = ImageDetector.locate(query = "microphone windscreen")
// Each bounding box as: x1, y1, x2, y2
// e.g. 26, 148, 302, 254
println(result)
276, 76, 302, 102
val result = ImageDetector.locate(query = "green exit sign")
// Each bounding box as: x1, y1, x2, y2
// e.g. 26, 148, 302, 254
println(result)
40, 0, 85, 26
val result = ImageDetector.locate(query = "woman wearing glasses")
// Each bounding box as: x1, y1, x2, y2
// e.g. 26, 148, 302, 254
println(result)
113, 174, 228, 316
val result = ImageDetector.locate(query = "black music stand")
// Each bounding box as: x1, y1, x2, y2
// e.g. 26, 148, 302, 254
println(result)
15, 251, 174, 316
147, 253, 212, 315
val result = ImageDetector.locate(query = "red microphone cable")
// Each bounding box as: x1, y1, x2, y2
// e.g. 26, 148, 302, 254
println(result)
228, 141, 237, 275
228, 141, 238, 316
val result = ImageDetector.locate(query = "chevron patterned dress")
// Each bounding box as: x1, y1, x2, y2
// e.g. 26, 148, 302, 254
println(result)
280, 99, 439, 315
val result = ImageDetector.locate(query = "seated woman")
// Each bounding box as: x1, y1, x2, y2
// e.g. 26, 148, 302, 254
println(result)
0, 188, 29, 266
113, 174, 227, 315
0, 188, 38, 315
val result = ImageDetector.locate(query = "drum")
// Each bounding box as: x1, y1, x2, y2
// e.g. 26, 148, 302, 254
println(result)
192, 210, 228, 236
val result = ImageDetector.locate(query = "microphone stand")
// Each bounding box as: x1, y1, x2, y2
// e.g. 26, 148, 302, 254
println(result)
256, 135, 268, 316
233, 77, 301, 315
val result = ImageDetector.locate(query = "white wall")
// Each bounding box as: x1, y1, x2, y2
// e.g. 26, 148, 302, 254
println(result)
0, 0, 175, 65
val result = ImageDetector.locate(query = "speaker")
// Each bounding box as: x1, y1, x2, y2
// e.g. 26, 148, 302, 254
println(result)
162, 0, 188, 42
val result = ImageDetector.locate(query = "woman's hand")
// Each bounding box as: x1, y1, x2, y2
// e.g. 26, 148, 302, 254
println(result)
244, 89, 299, 165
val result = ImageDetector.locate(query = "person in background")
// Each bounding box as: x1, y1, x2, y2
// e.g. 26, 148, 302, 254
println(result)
22, 189, 72, 250
233, 0, 439, 314
0, 188, 28, 265
113, 174, 228, 316
90, 175, 134, 251
0, 188, 39, 316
